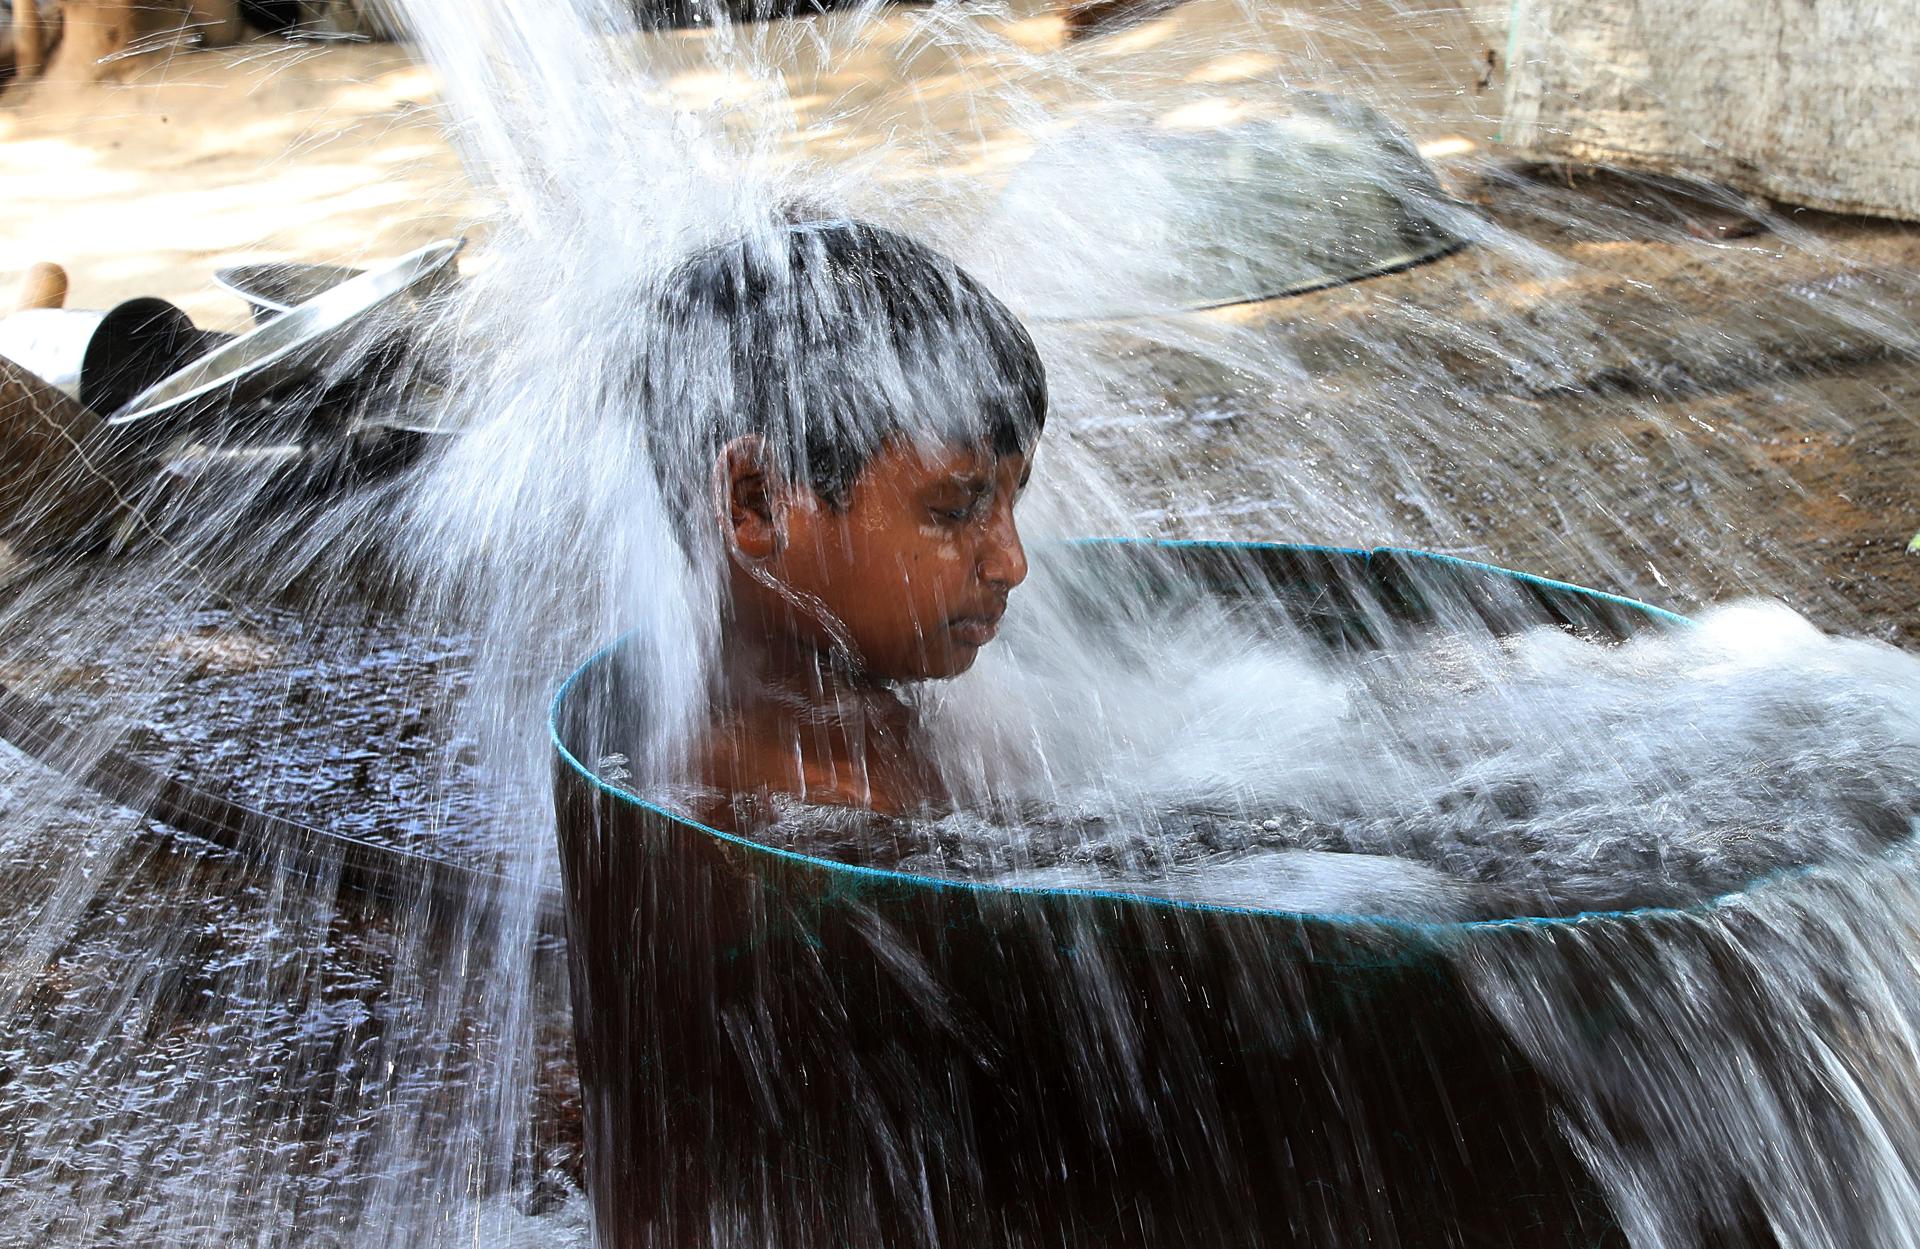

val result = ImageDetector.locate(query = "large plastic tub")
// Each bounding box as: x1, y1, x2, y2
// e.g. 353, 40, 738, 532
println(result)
551, 540, 1689, 1248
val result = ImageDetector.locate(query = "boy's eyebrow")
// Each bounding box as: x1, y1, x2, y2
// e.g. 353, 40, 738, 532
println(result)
942, 466, 1030, 492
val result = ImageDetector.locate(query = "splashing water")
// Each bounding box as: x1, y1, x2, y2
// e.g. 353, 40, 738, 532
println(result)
757, 599, 1920, 921
1, 0, 1919, 1245
1464, 858, 1920, 1248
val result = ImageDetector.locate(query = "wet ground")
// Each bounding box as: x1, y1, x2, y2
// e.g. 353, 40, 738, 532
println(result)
0, 817, 584, 1243
0, 555, 586, 1240
4, 575, 492, 865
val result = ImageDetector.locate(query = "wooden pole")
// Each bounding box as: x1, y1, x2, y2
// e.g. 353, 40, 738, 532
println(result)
14, 263, 68, 314
14, 0, 47, 80
50, 0, 136, 83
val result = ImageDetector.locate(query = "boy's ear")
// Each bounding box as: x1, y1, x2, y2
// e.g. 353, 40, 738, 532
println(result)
718, 435, 780, 560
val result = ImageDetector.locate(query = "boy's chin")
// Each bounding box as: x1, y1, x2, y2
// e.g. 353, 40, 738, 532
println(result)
890, 644, 982, 682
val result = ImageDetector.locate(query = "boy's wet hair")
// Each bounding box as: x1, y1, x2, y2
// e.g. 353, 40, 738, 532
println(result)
640, 217, 1046, 519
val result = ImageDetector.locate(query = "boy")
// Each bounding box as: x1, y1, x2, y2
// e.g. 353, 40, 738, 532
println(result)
640, 217, 1045, 825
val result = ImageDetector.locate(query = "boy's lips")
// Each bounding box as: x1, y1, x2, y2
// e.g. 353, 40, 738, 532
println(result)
946, 612, 1003, 647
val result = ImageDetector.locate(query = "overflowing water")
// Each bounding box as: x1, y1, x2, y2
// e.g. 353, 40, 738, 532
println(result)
1465, 858, 1920, 1249
760, 599, 1920, 920
1, 0, 1919, 1245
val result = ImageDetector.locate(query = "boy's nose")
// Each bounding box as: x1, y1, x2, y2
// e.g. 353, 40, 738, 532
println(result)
979, 506, 1028, 590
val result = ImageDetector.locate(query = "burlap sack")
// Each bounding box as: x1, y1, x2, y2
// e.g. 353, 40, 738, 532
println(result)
0, 355, 128, 570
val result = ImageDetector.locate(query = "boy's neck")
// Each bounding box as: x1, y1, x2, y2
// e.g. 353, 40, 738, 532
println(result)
721, 626, 897, 711
708, 628, 936, 818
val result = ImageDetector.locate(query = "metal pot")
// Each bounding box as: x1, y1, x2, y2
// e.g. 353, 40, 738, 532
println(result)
80, 297, 234, 416
107, 237, 465, 447
550, 540, 1689, 1249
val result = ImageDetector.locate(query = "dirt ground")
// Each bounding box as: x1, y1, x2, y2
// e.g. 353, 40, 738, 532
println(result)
0, 0, 1505, 321
1129, 166, 1920, 645
0, 39, 472, 327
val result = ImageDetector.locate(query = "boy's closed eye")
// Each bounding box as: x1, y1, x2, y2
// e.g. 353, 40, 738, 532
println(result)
927, 479, 992, 523
926, 462, 1031, 523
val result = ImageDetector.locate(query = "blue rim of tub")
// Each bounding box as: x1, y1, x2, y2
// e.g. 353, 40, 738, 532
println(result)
549, 538, 1873, 940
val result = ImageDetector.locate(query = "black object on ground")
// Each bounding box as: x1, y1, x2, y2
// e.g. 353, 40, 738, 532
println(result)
79, 297, 234, 418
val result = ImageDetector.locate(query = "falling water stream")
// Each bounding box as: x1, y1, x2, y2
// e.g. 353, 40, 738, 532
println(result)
2, 0, 1919, 1245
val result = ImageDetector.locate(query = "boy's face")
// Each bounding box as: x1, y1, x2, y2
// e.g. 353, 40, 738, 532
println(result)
729, 438, 1032, 681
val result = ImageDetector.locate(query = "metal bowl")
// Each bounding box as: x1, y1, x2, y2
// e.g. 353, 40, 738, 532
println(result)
213, 262, 369, 326
984, 95, 1468, 320
106, 238, 464, 445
